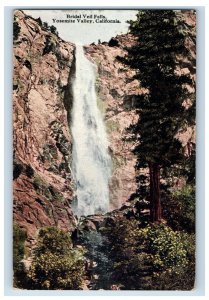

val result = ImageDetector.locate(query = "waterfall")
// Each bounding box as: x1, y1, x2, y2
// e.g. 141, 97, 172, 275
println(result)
71, 44, 111, 217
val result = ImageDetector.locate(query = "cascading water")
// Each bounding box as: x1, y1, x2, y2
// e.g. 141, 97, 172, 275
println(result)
71, 44, 111, 217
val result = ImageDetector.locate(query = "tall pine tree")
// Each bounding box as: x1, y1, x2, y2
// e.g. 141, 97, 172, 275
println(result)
121, 10, 195, 222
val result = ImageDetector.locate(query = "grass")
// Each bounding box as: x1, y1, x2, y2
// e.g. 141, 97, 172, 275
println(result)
97, 95, 107, 116
106, 119, 120, 134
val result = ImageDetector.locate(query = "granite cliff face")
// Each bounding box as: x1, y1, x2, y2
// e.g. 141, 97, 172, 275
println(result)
13, 10, 76, 238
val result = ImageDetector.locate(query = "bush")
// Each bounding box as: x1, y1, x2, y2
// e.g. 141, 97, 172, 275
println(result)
162, 184, 195, 233
34, 226, 72, 255
13, 224, 27, 287
27, 227, 86, 290
106, 219, 195, 290
50, 25, 59, 36
13, 162, 23, 180
106, 219, 150, 289
151, 230, 195, 290
13, 224, 27, 271
43, 36, 56, 55
139, 224, 191, 272
28, 250, 85, 289
13, 19, 20, 41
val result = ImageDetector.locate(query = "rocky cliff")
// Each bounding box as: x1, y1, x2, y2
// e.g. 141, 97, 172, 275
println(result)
13, 10, 76, 239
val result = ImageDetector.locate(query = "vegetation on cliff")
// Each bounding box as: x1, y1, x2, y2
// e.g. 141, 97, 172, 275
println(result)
13, 224, 27, 287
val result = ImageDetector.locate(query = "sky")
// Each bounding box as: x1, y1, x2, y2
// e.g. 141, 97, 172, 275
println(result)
23, 10, 138, 45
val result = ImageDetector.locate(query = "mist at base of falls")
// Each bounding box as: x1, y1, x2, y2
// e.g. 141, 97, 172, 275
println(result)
71, 45, 112, 218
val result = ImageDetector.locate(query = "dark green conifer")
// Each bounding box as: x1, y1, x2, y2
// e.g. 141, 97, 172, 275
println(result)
121, 10, 195, 221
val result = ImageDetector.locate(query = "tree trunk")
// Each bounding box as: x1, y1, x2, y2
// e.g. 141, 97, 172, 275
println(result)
149, 162, 161, 222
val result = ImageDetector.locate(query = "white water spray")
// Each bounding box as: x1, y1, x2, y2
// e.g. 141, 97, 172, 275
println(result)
71, 45, 111, 217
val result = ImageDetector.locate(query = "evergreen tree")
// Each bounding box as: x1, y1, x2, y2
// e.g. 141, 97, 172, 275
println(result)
121, 10, 195, 222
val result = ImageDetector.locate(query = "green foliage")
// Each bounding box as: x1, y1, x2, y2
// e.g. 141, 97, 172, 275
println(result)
50, 25, 59, 36
28, 227, 86, 289
151, 263, 195, 290
13, 224, 27, 287
42, 22, 59, 36
33, 174, 48, 192
106, 119, 120, 134
43, 21, 49, 30
106, 219, 146, 289
125, 10, 194, 167
139, 224, 189, 272
35, 17, 42, 27
118, 10, 196, 222
28, 250, 85, 290
150, 229, 195, 290
43, 36, 56, 55
13, 224, 27, 272
162, 184, 195, 233
34, 226, 73, 255
96, 95, 107, 116
33, 175, 64, 202
13, 18, 21, 41
106, 219, 195, 290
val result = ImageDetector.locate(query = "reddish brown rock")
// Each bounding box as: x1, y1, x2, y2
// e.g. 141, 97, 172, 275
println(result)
13, 10, 76, 238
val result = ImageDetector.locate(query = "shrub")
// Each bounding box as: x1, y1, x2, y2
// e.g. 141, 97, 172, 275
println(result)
50, 25, 59, 36
34, 226, 72, 255
13, 162, 23, 180
13, 18, 21, 41
33, 174, 47, 191
107, 219, 195, 290
13, 224, 27, 271
28, 250, 85, 290
162, 184, 195, 233
13, 224, 27, 287
27, 227, 86, 290
106, 219, 150, 289
139, 224, 191, 272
